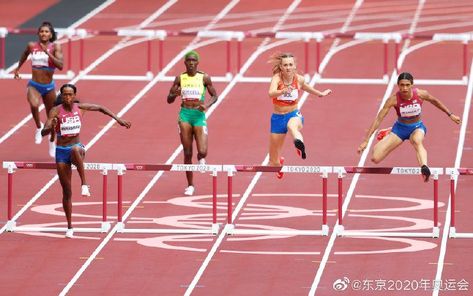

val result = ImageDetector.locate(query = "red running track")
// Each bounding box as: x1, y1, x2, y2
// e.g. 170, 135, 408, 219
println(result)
1, 0, 473, 295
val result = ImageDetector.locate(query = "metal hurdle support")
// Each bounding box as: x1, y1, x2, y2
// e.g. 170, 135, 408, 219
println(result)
114, 163, 222, 235
223, 164, 332, 236
353, 32, 402, 81
446, 168, 473, 238
2, 161, 113, 234
334, 166, 442, 238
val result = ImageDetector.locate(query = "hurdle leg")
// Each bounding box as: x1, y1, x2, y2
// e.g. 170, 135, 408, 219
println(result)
335, 171, 345, 235
6, 165, 16, 231
101, 169, 111, 232
432, 173, 440, 238
116, 167, 125, 232
211, 170, 220, 234
225, 170, 235, 234
449, 173, 457, 238
321, 171, 329, 236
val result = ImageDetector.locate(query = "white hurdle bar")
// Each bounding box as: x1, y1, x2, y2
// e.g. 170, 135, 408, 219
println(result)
446, 168, 473, 238
113, 163, 222, 235
334, 166, 442, 238
2, 161, 113, 234
223, 165, 332, 236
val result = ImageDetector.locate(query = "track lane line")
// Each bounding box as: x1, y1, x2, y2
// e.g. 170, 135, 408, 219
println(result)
308, 1, 427, 294
58, 1, 241, 294
432, 59, 473, 296
0, 1, 179, 235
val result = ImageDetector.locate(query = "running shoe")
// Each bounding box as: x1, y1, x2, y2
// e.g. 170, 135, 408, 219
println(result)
276, 157, 285, 179
421, 165, 431, 182
81, 185, 91, 197
35, 123, 44, 144
48, 141, 56, 158
65, 228, 74, 238
184, 185, 195, 196
294, 139, 306, 159
376, 127, 392, 141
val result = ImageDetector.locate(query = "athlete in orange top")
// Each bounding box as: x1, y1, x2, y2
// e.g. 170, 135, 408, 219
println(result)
267, 52, 332, 178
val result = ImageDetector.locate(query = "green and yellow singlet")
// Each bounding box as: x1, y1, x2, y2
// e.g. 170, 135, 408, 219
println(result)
180, 72, 206, 102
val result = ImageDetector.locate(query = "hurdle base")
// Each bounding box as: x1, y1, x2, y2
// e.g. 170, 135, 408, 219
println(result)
116, 222, 216, 234
448, 227, 473, 238
337, 230, 439, 238
335, 225, 345, 236
321, 224, 329, 236
6, 220, 16, 232
211, 223, 220, 235
449, 227, 456, 238
225, 223, 235, 235
118, 227, 216, 234
9, 226, 105, 234
116, 222, 125, 232
101, 222, 111, 233
226, 225, 329, 236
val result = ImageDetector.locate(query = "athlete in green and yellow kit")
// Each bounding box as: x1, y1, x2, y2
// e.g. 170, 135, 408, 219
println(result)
167, 50, 218, 196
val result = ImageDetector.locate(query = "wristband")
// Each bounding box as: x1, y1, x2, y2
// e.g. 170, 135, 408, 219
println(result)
447, 112, 453, 117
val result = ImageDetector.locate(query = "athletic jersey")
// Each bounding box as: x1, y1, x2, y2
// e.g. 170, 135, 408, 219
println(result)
272, 75, 299, 106
394, 88, 423, 119
180, 72, 206, 102
30, 42, 55, 71
56, 103, 82, 137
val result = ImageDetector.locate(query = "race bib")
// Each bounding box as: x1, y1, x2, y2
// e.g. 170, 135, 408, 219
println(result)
277, 88, 299, 101
60, 115, 81, 136
181, 87, 202, 100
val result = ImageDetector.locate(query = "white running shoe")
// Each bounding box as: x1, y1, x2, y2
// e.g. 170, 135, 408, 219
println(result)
65, 228, 74, 238
81, 185, 91, 197
48, 141, 56, 158
35, 123, 44, 144
184, 185, 195, 196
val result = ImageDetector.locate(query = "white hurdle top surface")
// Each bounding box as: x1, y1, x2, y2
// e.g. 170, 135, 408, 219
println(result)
3, 161, 114, 171
334, 166, 443, 175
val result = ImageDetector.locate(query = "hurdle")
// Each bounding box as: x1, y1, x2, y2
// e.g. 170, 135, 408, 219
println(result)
334, 166, 442, 238
446, 168, 473, 238
223, 164, 332, 236
114, 163, 221, 235
2, 161, 113, 234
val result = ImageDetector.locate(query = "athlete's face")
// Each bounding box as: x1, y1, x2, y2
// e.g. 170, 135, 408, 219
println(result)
38, 26, 52, 42
280, 57, 296, 76
61, 87, 76, 105
398, 79, 413, 97
184, 56, 199, 73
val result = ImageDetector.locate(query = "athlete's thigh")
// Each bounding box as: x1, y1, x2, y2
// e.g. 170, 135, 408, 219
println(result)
287, 116, 303, 130
193, 125, 208, 152
56, 163, 72, 188
373, 132, 403, 155
409, 128, 425, 145
27, 86, 42, 106
179, 121, 194, 148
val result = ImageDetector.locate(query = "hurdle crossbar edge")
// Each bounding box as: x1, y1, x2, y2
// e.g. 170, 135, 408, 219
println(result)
2, 161, 113, 233
334, 166, 443, 238
446, 168, 473, 238
113, 163, 222, 235
222, 165, 332, 236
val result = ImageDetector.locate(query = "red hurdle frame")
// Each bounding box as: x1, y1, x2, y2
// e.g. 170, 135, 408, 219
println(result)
446, 168, 473, 238
114, 163, 221, 235
3, 161, 112, 233
223, 164, 331, 236
334, 166, 442, 238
